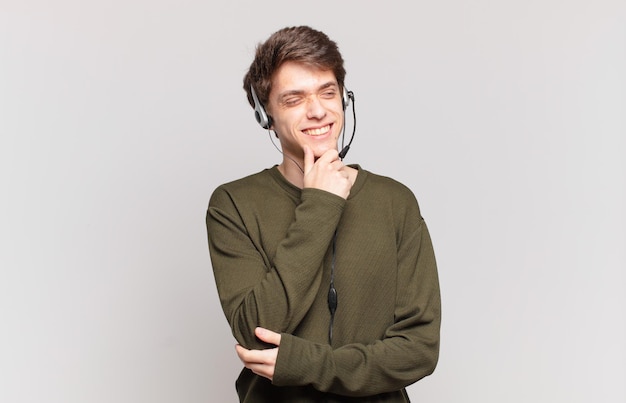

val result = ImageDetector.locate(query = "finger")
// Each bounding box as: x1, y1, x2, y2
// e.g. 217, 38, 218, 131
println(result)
317, 148, 339, 165
337, 163, 351, 176
255, 327, 282, 346
247, 362, 274, 381
330, 158, 346, 171
235, 344, 267, 367
303, 145, 314, 175
235, 344, 255, 364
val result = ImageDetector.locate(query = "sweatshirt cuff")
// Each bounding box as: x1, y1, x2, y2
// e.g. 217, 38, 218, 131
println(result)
273, 333, 330, 387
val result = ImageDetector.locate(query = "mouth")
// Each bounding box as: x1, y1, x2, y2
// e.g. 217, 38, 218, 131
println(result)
302, 124, 332, 136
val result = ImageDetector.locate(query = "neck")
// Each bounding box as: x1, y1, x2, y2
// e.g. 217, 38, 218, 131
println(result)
277, 158, 305, 188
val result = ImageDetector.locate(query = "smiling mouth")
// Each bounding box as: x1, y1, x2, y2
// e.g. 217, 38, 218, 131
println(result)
302, 124, 331, 136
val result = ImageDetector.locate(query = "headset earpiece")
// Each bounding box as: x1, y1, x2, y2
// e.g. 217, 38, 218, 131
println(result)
250, 86, 272, 129
342, 87, 353, 111
338, 87, 355, 159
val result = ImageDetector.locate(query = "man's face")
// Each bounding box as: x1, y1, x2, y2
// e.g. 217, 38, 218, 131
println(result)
266, 61, 344, 161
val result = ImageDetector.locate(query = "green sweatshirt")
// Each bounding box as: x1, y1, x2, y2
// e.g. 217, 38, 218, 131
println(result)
206, 165, 441, 402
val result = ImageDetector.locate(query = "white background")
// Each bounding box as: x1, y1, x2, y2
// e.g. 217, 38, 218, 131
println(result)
1, 1, 624, 402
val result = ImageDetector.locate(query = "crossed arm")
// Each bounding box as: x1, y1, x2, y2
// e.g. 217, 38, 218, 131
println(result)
208, 192, 440, 395
208, 151, 440, 396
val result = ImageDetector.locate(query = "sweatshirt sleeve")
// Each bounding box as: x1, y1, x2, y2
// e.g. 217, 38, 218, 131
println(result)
272, 216, 441, 397
207, 186, 346, 350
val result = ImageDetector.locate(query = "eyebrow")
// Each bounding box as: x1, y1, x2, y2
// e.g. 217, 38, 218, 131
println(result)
277, 82, 339, 101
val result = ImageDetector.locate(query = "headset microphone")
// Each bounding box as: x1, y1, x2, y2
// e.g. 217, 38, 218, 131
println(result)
339, 146, 350, 158
338, 90, 356, 159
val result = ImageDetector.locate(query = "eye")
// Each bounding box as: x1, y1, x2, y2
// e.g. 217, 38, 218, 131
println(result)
283, 97, 302, 106
321, 90, 337, 99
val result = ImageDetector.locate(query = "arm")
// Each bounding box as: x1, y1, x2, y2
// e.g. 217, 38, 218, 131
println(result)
272, 216, 441, 397
207, 186, 345, 349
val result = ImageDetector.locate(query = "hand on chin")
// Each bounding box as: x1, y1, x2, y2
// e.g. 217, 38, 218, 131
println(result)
309, 144, 337, 160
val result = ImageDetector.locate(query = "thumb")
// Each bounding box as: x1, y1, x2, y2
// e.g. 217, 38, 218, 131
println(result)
255, 327, 282, 346
303, 145, 314, 175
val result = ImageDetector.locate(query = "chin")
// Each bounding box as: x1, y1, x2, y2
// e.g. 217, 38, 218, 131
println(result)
312, 144, 337, 158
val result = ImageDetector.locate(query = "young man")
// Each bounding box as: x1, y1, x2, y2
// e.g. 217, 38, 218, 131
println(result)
206, 26, 441, 402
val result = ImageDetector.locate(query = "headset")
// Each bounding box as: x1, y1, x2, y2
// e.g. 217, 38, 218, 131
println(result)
250, 85, 353, 130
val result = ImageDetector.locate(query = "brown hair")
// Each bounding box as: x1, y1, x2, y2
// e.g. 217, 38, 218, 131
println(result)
243, 26, 346, 109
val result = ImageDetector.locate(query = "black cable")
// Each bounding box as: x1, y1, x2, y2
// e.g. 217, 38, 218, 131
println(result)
328, 230, 338, 344
267, 131, 304, 173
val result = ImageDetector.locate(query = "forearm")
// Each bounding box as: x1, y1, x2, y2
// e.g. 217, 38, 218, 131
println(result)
273, 317, 440, 396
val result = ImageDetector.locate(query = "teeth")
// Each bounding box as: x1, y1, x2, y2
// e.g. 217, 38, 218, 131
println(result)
303, 125, 330, 136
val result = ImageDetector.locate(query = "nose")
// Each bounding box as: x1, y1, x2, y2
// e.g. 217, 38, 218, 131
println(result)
306, 96, 326, 120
